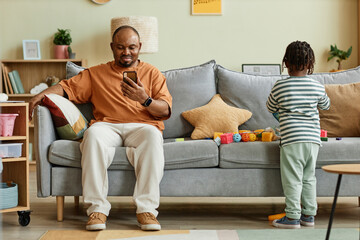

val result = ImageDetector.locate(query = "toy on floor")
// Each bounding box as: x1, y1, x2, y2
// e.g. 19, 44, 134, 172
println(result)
268, 213, 286, 221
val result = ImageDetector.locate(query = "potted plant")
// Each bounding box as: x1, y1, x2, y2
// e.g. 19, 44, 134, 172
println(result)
327, 44, 352, 71
53, 28, 72, 59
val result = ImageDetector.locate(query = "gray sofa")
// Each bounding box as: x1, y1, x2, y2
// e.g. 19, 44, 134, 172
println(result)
35, 60, 360, 221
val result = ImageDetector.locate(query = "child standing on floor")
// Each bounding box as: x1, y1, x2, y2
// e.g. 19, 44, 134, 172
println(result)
266, 41, 330, 229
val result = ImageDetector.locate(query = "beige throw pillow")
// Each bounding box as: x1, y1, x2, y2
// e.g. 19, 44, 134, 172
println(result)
182, 94, 252, 139
319, 82, 360, 137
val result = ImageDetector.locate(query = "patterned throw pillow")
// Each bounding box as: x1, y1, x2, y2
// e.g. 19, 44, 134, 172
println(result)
42, 94, 88, 140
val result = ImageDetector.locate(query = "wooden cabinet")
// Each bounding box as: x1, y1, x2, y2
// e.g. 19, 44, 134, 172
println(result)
0, 59, 87, 164
0, 102, 30, 225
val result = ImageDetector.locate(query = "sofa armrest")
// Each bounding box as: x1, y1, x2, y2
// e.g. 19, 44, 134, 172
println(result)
34, 105, 57, 197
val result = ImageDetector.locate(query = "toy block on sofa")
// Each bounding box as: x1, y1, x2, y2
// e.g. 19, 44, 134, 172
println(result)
320, 129, 327, 138
262, 132, 273, 142
214, 132, 223, 140
254, 129, 264, 141
220, 133, 233, 144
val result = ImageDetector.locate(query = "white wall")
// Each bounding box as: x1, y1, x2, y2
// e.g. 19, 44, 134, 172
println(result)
0, 0, 358, 72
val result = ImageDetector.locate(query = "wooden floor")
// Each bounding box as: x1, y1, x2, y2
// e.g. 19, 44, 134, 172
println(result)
1, 169, 360, 240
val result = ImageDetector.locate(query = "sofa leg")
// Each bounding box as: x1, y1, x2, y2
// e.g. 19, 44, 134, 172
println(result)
358, 196, 360, 207
57, 196, 64, 222
74, 196, 79, 208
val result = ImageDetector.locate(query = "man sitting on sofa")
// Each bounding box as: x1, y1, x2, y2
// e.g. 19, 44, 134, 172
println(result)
28, 25, 172, 231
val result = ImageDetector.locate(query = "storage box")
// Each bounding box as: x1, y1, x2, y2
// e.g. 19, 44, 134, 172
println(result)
0, 143, 23, 158
0, 182, 18, 210
0, 113, 19, 136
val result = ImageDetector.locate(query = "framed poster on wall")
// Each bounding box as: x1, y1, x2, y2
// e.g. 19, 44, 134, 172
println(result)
242, 64, 281, 75
191, 0, 222, 15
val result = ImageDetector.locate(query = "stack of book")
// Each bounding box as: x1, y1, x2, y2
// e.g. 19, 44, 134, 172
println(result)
1, 63, 25, 94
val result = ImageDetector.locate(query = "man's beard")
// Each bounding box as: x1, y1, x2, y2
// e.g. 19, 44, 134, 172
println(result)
118, 55, 135, 67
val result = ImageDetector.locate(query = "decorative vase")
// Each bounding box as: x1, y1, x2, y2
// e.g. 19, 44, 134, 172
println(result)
54, 45, 69, 59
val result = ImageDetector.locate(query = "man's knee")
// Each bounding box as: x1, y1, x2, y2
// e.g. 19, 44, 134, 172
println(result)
141, 125, 163, 143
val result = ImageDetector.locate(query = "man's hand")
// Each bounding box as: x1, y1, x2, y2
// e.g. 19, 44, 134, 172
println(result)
121, 76, 170, 118
121, 76, 148, 104
28, 95, 42, 121
28, 84, 66, 121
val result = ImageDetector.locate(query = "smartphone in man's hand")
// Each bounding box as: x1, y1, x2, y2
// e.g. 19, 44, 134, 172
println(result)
123, 71, 137, 85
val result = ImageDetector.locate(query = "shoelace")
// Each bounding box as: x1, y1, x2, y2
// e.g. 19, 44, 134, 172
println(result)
89, 213, 103, 221
142, 213, 157, 222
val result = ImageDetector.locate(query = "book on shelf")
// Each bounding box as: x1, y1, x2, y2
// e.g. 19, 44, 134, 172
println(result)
11, 70, 25, 94
8, 71, 19, 94
1, 63, 9, 94
1, 63, 13, 94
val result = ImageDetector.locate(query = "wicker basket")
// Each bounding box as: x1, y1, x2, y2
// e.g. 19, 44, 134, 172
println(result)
0, 182, 18, 210
111, 16, 158, 53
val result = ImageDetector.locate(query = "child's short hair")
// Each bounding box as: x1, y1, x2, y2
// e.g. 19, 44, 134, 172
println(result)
282, 41, 315, 74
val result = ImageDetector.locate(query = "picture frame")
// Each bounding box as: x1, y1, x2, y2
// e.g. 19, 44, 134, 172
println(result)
191, 0, 222, 15
22, 40, 41, 60
242, 64, 281, 75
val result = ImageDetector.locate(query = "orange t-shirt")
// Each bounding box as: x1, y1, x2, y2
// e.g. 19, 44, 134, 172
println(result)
59, 60, 172, 132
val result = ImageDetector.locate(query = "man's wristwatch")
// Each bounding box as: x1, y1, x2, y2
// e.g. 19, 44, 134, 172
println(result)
142, 96, 153, 107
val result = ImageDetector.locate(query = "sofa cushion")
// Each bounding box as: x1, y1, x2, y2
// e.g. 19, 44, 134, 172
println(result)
308, 65, 360, 85
41, 94, 88, 140
66, 61, 86, 79
162, 60, 217, 139
48, 139, 219, 170
319, 82, 360, 137
217, 65, 284, 130
217, 65, 360, 131
181, 94, 252, 139
219, 138, 360, 169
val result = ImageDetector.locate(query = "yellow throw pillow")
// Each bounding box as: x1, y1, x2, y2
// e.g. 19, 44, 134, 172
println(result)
182, 94, 252, 139
319, 82, 360, 137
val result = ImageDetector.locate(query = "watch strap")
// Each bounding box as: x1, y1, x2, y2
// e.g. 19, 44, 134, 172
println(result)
142, 97, 152, 107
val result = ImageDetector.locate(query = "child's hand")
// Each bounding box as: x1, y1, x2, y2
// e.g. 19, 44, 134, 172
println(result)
272, 112, 280, 122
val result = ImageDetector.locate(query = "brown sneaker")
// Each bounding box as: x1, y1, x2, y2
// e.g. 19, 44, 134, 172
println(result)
136, 212, 161, 231
86, 212, 107, 231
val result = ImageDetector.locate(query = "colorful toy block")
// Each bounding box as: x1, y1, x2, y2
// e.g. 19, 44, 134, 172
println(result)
220, 133, 233, 144
254, 129, 264, 141
262, 132, 273, 142
320, 129, 327, 138
321, 137, 328, 141
214, 132, 223, 140
214, 137, 221, 146
175, 138, 184, 142
239, 130, 251, 134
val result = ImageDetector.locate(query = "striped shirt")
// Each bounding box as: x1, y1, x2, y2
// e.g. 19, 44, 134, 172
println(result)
266, 76, 330, 146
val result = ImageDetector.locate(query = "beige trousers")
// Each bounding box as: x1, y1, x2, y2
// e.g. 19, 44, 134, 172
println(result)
79, 122, 164, 217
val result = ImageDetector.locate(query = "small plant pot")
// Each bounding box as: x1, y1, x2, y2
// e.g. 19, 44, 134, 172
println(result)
69, 52, 76, 59
54, 45, 69, 59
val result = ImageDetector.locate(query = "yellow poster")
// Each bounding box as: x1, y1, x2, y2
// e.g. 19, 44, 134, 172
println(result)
192, 0, 222, 15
